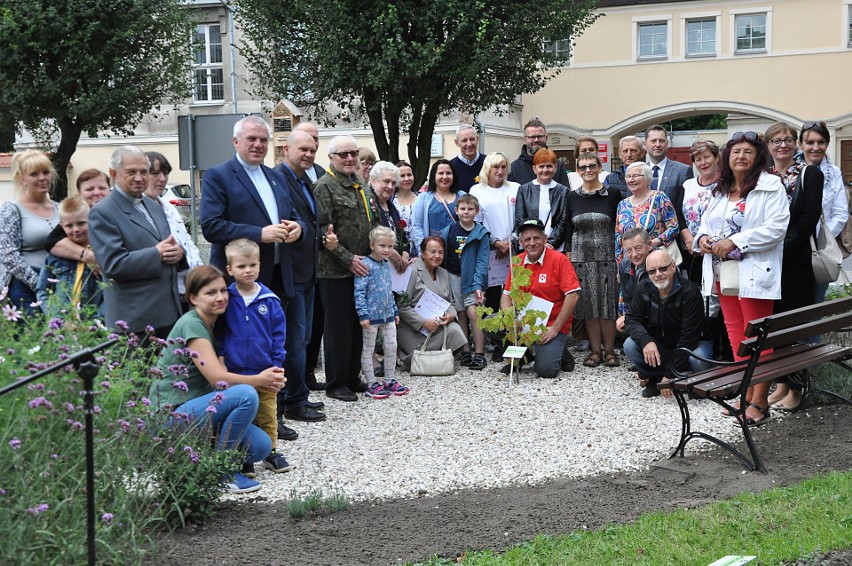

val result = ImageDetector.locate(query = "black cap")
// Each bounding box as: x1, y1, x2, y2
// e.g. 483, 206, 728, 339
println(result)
518, 218, 546, 234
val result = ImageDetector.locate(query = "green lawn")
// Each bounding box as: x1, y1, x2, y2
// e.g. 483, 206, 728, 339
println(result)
419, 471, 852, 565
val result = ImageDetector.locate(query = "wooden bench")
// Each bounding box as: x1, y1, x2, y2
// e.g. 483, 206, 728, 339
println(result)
659, 295, 852, 473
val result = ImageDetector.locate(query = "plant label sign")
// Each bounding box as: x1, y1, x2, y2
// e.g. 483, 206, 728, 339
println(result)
708, 556, 755, 566
502, 346, 528, 359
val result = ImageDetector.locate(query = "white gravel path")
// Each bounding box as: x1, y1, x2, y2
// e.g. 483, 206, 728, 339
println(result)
227, 353, 751, 504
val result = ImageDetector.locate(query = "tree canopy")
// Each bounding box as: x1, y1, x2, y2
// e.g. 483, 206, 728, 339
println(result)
236, 0, 599, 185
0, 0, 195, 199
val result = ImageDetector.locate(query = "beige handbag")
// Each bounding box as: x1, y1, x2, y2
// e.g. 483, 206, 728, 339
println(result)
409, 330, 455, 376
719, 260, 739, 296
665, 241, 683, 266
811, 213, 843, 285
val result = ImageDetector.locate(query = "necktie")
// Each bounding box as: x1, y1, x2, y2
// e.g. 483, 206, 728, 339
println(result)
300, 179, 315, 215
651, 165, 660, 191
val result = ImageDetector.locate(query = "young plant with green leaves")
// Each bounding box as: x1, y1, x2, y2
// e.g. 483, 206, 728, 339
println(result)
475, 256, 548, 350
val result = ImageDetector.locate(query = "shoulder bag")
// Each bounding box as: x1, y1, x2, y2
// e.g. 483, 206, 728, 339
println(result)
811, 214, 843, 285
410, 329, 455, 376
719, 260, 739, 296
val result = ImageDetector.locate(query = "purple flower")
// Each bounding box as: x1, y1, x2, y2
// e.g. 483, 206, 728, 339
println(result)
0, 488, 6, 495
50, 454, 58, 460
107, 333, 120, 341
210, 392, 225, 405
27, 503, 49, 515
126, 400, 137, 408
28, 397, 53, 410
171, 381, 188, 392
118, 419, 131, 433
6, 348, 15, 355
92, 405, 101, 414
145, 325, 155, 334
100, 381, 111, 389
189, 350, 200, 359
48, 317, 64, 330
183, 445, 200, 464
9, 438, 21, 450
141, 397, 151, 406
135, 418, 146, 431
2, 304, 21, 322
27, 383, 45, 391
205, 405, 217, 414
67, 419, 84, 431
114, 320, 129, 331
101, 512, 114, 524
64, 402, 75, 413
147, 367, 164, 378
216, 381, 229, 390
167, 447, 175, 455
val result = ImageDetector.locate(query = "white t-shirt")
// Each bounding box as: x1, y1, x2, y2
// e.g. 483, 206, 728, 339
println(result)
469, 182, 519, 241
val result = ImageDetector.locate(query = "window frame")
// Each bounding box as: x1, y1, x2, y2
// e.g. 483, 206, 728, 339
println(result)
681, 12, 720, 58
729, 8, 772, 55
192, 23, 225, 105
632, 15, 672, 62
844, 1, 852, 47
543, 38, 572, 67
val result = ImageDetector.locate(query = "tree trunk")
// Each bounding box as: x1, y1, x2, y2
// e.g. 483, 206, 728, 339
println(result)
364, 88, 389, 161
51, 117, 83, 201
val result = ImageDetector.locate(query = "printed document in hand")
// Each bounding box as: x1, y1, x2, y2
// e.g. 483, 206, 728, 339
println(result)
391, 264, 414, 293
520, 295, 554, 334
487, 250, 510, 287
414, 288, 451, 336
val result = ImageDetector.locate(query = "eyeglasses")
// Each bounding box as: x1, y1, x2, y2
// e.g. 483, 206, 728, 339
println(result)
646, 262, 673, 276
731, 131, 759, 143
768, 137, 796, 147
332, 150, 359, 159
802, 121, 827, 131
525, 135, 546, 141
625, 174, 645, 180
577, 164, 598, 172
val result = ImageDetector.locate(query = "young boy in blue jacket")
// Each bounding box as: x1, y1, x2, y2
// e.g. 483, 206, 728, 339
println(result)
441, 194, 490, 370
219, 239, 292, 476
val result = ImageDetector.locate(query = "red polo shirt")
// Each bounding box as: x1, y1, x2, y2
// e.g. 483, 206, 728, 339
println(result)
504, 248, 581, 334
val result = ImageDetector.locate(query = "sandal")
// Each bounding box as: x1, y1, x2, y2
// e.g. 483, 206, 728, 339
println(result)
721, 400, 741, 418
583, 352, 602, 368
734, 402, 773, 428
469, 353, 487, 371
460, 352, 473, 367
603, 351, 619, 367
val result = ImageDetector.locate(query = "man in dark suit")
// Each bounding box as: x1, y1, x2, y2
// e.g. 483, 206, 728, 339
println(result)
644, 124, 693, 202
89, 145, 183, 337
201, 116, 304, 300
272, 130, 327, 423
201, 116, 309, 440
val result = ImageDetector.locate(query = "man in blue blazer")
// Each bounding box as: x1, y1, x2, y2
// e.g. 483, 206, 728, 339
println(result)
89, 146, 184, 337
644, 124, 694, 203
201, 116, 305, 300
272, 129, 327, 423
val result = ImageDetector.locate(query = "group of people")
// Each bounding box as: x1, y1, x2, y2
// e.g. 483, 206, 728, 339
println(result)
1, 116, 846, 494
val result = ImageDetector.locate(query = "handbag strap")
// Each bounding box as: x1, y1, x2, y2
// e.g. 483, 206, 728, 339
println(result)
419, 327, 450, 352
435, 194, 456, 222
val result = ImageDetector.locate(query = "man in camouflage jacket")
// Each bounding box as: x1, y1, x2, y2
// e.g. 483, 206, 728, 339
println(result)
315, 135, 378, 401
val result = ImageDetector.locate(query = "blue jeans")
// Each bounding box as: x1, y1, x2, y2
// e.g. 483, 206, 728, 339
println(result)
532, 333, 568, 378
281, 282, 313, 411
623, 337, 713, 383
8, 268, 39, 316
173, 384, 272, 464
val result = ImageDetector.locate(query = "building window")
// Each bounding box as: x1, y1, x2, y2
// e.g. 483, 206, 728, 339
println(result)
193, 24, 224, 103
638, 22, 667, 59
735, 13, 766, 52
544, 39, 571, 65
848, 6, 852, 47
686, 18, 716, 56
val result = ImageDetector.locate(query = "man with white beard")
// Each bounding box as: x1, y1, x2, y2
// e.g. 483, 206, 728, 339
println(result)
623, 250, 711, 398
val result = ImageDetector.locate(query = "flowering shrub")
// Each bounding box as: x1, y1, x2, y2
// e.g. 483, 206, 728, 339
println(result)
0, 288, 241, 564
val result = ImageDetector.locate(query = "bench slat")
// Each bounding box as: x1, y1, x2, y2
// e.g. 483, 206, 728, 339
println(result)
743, 296, 852, 338
694, 344, 852, 398
669, 343, 817, 392
738, 312, 852, 357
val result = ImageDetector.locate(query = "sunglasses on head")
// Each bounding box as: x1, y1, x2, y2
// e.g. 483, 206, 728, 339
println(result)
802, 121, 827, 131
731, 131, 759, 143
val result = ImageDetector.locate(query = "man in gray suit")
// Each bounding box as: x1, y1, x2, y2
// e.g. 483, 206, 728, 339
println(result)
644, 124, 693, 202
89, 146, 183, 337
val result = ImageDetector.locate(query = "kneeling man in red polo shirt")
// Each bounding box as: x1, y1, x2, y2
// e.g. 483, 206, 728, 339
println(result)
501, 219, 581, 377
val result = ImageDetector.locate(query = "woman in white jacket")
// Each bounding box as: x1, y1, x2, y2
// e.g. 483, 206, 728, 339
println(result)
694, 132, 789, 427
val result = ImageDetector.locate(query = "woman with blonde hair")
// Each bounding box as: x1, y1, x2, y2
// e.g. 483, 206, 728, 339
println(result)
469, 152, 519, 311
0, 150, 60, 314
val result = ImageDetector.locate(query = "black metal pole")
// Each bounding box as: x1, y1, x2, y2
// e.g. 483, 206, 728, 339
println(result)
0, 338, 117, 566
